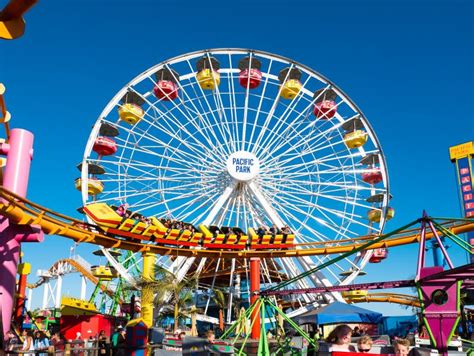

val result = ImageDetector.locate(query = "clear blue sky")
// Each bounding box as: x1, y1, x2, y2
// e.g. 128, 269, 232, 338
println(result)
1, 0, 473, 314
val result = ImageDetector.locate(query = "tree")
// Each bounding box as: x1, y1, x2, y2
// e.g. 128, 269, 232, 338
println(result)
136, 265, 197, 332
212, 289, 226, 331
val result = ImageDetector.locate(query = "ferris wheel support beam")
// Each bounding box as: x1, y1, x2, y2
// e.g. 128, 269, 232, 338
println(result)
248, 182, 285, 228
202, 185, 235, 226
248, 181, 343, 303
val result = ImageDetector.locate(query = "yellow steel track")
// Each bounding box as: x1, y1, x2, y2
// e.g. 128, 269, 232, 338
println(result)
1, 187, 473, 259
344, 292, 420, 308
26, 258, 117, 300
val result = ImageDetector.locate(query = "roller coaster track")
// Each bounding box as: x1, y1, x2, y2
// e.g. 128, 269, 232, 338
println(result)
26, 258, 119, 301
1, 187, 474, 258
344, 292, 420, 308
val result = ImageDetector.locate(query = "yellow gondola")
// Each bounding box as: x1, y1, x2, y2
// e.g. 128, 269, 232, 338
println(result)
197, 69, 220, 90
368, 207, 395, 223
75, 178, 104, 196
280, 79, 302, 99
344, 130, 368, 149
118, 103, 144, 125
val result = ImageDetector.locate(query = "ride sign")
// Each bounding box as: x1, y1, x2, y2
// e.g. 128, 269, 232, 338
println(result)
227, 151, 260, 182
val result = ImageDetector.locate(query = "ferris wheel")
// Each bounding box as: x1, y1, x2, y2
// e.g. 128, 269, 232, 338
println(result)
79, 49, 392, 317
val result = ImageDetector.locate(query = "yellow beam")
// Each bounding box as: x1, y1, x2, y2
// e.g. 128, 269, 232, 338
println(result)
141, 252, 155, 327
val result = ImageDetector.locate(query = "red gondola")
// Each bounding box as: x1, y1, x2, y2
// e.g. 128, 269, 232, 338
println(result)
369, 248, 388, 263
313, 88, 338, 119
361, 168, 383, 185
314, 100, 337, 119
93, 137, 117, 156
153, 68, 179, 101
238, 57, 262, 89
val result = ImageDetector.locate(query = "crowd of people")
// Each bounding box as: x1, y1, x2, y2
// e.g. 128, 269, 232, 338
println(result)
324, 324, 412, 355
160, 218, 196, 234
256, 224, 292, 237
4, 327, 128, 355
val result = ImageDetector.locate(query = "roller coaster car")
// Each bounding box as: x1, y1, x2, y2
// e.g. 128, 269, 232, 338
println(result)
90, 265, 118, 280
341, 290, 368, 299
248, 227, 295, 248
83, 202, 295, 250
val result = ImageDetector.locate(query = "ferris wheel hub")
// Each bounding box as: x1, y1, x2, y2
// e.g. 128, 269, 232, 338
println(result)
226, 150, 260, 182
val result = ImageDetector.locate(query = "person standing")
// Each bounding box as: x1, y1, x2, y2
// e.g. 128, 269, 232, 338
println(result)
5, 330, 19, 351
98, 330, 109, 355
111, 327, 120, 355
116, 328, 127, 356
34, 331, 50, 356
21, 330, 35, 356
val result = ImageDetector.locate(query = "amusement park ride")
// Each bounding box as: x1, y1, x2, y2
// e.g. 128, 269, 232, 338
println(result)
0, 41, 473, 355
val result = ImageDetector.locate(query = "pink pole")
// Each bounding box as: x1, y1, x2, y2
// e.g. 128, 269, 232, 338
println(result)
0, 129, 43, 339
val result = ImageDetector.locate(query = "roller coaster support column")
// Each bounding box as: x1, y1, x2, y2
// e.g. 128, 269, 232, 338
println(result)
250, 257, 260, 340
14, 262, 30, 325
0, 128, 43, 339
141, 252, 155, 327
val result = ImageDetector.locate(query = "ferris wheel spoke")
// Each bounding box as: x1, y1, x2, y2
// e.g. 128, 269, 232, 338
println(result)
99, 157, 206, 176
274, 188, 374, 232
167, 188, 221, 222
117, 138, 222, 174
128, 87, 225, 165
255, 74, 313, 157
157, 65, 230, 159
262, 96, 346, 160
274, 202, 343, 246
183, 59, 236, 155
258, 87, 333, 159
115, 102, 214, 165
264, 147, 373, 177
272, 192, 359, 240
262, 126, 346, 172
226, 55, 241, 151
141, 79, 225, 161
247, 59, 274, 153
106, 119, 221, 173
240, 52, 256, 152
201, 184, 235, 226
176, 189, 221, 222
137, 112, 224, 168
205, 53, 239, 153
251, 64, 298, 154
